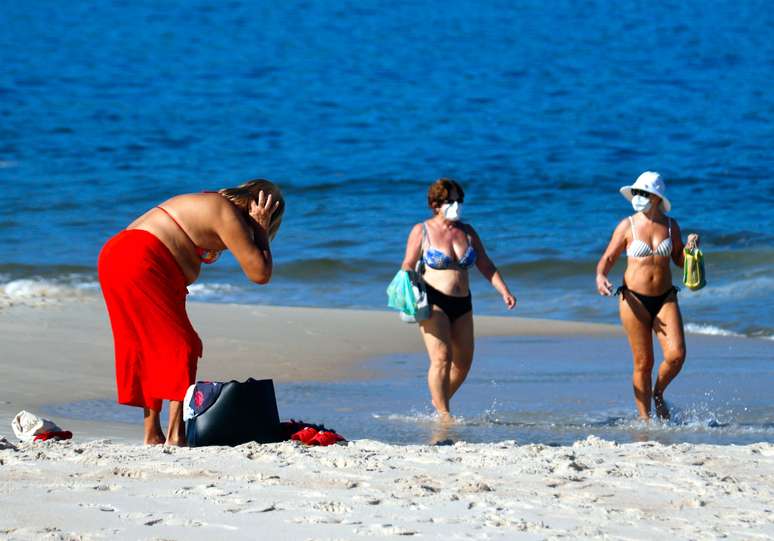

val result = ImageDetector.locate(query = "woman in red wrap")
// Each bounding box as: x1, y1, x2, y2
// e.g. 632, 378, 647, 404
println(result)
98, 179, 284, 445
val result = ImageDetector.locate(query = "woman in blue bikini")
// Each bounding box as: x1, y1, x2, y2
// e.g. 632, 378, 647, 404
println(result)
596, 172, 699, 420
401, 178, 516, 419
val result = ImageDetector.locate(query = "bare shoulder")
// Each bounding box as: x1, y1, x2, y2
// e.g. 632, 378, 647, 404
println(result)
461, 223, 485, 248
613, 216, 631, 235
408, 222, 424, 237
461, 222, 479, 237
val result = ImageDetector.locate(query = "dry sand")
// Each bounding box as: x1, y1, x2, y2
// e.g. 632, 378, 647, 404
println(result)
2, 436, 773, 539
1, 300, 772, 539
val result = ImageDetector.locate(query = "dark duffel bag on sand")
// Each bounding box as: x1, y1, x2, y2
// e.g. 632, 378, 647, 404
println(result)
185, 378, 282, 447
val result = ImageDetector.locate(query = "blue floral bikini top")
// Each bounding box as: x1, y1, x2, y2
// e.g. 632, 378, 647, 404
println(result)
422, 223, 477, 270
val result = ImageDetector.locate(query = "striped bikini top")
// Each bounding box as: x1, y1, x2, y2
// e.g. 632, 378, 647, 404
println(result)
156, 206, 222, 264
626, 216, 672, 258
422, 223, 477, 270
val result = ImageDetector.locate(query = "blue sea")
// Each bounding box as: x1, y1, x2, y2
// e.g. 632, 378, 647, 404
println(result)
3, 1, 773, 442
1, 0, 772, 337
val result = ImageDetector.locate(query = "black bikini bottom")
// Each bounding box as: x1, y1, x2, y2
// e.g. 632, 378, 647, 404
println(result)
616, 285, 678, 321
425, 283, 472, 323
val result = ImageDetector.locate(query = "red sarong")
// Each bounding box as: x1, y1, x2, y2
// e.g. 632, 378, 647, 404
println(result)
98, 230, 202, 411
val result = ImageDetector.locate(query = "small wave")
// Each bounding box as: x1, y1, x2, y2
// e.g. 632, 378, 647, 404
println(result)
372, 411, 448, 424
187, 282, 242, 299
276, 257, 372, 280
704, 233, 774, 249
497, 259, 594, 280
685, 275, 774, 301
0, 278, 98, 308
684, 323, 744, 337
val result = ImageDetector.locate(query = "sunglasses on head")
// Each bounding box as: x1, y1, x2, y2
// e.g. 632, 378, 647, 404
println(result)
630, 189, 652, 198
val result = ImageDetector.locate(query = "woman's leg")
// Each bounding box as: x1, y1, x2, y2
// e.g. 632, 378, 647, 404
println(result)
652, 296, 686, 419
419, 308, 453, 417
448, 311, 474, 401
143, 408, 165, 445
166, 401, 187, 446
619, 293, 656, 420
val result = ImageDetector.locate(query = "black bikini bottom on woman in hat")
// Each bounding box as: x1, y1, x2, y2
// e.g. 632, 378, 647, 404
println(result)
616, 285, 678, 322
425, 283, 472, 323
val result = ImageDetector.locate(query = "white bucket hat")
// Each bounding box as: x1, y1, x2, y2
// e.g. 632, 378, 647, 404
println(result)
619, 171, 671, 212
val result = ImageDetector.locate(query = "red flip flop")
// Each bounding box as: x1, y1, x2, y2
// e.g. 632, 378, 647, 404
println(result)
290, 426, 319, 445
311, 430, 346, 446
33, 430, 73, 442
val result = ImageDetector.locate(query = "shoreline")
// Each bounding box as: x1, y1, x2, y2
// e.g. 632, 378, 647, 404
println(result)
2, 299, 770, 443
0, 299, 619, 442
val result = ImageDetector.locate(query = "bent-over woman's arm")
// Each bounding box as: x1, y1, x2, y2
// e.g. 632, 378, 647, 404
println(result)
468, 226, 516, 309
216, 193, 276, 284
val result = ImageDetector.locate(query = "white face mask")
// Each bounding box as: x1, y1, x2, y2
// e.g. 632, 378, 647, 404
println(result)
631, 195, 651, 212
441, 201, 462, 221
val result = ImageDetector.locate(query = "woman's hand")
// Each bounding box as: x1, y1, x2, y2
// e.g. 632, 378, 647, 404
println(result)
686, 233, 700, 251
596, 273, 613, 296
249, 191, 280, 233
502, 293, 516, 310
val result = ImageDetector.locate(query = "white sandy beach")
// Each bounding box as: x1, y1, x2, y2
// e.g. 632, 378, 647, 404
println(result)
2, 435, 773, 539
1, 300, 773, 539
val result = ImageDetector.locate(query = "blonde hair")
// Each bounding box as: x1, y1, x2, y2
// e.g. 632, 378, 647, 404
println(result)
219, 179, 285, 240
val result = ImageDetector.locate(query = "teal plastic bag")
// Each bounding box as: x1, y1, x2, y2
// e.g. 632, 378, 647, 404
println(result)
386, 270, 417, 315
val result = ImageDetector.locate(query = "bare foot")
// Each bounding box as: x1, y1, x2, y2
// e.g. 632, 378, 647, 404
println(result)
144, 433, 166, 445
164, 423, 187, 447
165, 400, 187, 447
165, 434, 187, 447
143, 408, 165, 445
653, 393, 670, 420
437, 411, 454, 424
429, 412, 454, 445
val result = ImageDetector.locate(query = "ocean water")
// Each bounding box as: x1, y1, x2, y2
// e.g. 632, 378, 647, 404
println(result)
47, 334, 774, 445
1, 1, 773, 339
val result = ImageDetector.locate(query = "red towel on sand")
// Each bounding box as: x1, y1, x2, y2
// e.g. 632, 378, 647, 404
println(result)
98, 229, 203, 412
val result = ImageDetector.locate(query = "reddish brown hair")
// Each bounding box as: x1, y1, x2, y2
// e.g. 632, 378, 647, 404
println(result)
427, 178, 465, 209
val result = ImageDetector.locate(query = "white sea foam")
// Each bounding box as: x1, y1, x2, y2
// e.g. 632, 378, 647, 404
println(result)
372, 411, 440, 424
684, 323, 743, 337
0, 278, 96, 309
187, 282, 241, 299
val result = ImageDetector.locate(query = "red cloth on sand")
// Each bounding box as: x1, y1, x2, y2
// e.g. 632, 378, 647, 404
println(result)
98, 229, 203, 412
33, 430, 73, 442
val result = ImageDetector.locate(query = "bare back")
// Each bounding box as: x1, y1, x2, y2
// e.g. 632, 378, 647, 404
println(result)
128, 192, 268, 285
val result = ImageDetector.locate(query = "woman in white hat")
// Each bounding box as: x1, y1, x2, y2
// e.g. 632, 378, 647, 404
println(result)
595, 171, 699, 420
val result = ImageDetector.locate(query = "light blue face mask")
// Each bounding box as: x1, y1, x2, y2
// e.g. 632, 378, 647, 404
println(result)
631, 195, 652, 212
